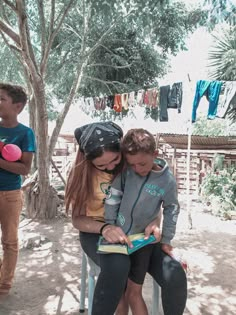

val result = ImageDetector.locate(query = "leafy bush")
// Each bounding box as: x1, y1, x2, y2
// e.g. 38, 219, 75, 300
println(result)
200, 167, 236, 219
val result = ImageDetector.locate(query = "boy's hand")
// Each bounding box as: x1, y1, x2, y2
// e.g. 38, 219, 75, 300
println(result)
102, 225, 133, 248
162, 244, 188, 272
144, 220, 161, 242
161, 243, 173, 256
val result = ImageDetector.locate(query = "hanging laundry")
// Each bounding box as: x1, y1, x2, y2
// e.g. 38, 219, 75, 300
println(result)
143, 88, 158, 107
128, 91, 136, 107
227, 100, 236, 121
94, 97, 103, 110
85, 97, 95, 112
169, 82, 183, 113
105, 95, 115, 109
136, 89, 144, 106
192, 80, 222, 123
159, 85, 171, 121
100, 97, 106, 110
216, 81, 236, 118
143, 90, 150, 106
149, 87, 159, 108
114, 94, 122, 112
121, 93, 129, 110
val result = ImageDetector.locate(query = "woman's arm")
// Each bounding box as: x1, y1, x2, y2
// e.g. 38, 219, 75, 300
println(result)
72, 214, 104, 233
72, 213, 132, 247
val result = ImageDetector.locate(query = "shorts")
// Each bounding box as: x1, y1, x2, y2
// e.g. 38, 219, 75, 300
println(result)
128, 244, 155, 285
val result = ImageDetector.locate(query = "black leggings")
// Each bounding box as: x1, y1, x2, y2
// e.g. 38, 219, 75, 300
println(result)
80, 232, 187, 315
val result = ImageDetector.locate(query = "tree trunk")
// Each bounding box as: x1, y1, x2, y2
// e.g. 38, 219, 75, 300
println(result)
23, 172, 60, 219
23, 77, 55, 219
24, 59, 88, 219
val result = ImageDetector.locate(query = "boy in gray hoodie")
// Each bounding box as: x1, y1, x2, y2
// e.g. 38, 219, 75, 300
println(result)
105, 128, 181, 315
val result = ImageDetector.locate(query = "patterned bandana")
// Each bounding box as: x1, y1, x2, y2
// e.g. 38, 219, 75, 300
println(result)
74, 122, 123, 156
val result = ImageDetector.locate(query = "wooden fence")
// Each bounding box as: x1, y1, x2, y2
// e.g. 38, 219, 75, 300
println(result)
50, 145, 236, 194
158, 143, 236, 195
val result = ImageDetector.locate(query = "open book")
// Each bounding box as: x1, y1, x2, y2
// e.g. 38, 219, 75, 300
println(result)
97, 233, 156, 255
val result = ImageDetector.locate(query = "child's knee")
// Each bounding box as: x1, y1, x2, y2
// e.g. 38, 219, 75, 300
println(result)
125, 280, 142, 302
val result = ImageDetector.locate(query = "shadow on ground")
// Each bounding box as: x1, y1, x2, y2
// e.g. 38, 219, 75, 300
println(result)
0, 202, 235, 315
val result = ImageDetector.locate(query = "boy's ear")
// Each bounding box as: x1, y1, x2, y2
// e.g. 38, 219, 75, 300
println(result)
154, 149, 159, 157
15, 102, 24, 113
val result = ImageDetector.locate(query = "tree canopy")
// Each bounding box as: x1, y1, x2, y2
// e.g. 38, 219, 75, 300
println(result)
0, 1, 205, 99
204, 0, 236, 28
0, 0, 206, 218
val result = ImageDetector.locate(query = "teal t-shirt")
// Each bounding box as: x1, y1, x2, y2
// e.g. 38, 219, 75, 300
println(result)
0, 123, 36, 191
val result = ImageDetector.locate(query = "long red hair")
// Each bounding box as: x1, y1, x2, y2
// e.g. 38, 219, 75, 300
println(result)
65, 143, 122, 218
65, 150, 97, 217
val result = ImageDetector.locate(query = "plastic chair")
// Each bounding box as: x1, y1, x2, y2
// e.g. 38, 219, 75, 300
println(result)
79, 251, 160, 315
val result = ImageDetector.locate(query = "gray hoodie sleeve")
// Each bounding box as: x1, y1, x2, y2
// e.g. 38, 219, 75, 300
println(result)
104, 173, 124, 225
161, 178, 180, 245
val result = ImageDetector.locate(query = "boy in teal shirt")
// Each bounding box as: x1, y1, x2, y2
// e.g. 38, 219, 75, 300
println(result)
0, 83, 36, 295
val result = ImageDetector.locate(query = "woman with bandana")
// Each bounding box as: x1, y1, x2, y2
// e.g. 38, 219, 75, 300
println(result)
65, 122, 187, 315
65, 121, 129, 315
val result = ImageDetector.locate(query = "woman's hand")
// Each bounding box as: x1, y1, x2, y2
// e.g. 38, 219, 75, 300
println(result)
144, 218, 161, 242
102, 225, 133, 248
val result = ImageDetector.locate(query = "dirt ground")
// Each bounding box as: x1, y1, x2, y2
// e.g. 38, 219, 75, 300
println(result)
0, 195, 235, 315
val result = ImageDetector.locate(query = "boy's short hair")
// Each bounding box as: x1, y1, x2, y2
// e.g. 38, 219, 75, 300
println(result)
0, 83, 27, 106
122, 128, 156, 155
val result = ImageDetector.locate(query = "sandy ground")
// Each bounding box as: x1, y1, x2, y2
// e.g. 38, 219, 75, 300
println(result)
0, 196, 235, 315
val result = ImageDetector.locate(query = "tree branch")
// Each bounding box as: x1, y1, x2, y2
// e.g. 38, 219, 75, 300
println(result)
48, 1, 91, 158
85, 75, 114, 94
16, 0, 39, 73
87, 62, 133, 69
64, 24, 82, 40
1, 1, 13, 25
86, 9, 135, 60
86, 21, 117, 59
0, 19, 21, 46
2, 0, 17, 12
84, 75, 129, 93
48, 57, 89, 160
76, 5, 83, 18
45, 50, 71, 81
40, 0, 75, 75
0, 30, 21, 52
49, 0, 55, 34
37, 0, 46, 58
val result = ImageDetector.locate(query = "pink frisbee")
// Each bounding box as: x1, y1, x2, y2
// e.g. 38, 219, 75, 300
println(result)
2, 144, 22, 162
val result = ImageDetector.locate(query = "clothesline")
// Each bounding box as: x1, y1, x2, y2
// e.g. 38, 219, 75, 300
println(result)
79, 79, 236, 124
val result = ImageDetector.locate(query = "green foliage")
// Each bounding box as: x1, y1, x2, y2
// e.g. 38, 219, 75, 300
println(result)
49, 0, 204, 99
192, 114, 236, 136
208, 26, 236, 81
91, 108, 129, 122
0, 0, 205, 119
212, 153, 224, 171
79, 27, 165, 96
201, 164, 236, 219
207, 25, 236, 124
0, 41, 24, 84
204, 0, 236, 29
145, 107, 159, 122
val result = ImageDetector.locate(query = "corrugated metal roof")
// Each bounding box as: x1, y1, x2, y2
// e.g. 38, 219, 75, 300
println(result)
59, 133, 236, 150
159, 134, 236, 150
